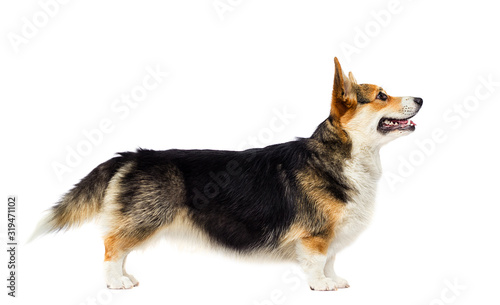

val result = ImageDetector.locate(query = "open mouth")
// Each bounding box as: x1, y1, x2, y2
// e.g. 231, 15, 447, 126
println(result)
378, 117, 416, 133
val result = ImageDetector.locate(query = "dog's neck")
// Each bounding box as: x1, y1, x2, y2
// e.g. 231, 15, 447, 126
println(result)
309, 119, 352, 158
310, 119, 383, 178
347, 126, 384, 174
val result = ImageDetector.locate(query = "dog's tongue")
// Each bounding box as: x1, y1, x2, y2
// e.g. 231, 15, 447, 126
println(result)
408, 120, 416, 126
401, 119, 416, 126
395, 119, 416, 127
383, 119, 416, 128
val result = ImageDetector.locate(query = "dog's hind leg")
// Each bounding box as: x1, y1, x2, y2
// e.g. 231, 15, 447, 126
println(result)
122, 254, 139, 287
103, 229, 158, 289
103, 234, 135, 289
100, 160, 184, 289
104, 256, 132, 289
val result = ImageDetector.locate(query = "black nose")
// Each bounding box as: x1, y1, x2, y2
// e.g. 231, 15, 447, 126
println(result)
414, 97, 423, 106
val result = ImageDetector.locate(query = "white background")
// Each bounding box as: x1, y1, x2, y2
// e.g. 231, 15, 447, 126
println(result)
1, 0, 499, 304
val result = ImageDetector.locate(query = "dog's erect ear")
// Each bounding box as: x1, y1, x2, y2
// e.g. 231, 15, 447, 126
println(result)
331, 57, 357, 120
348, 71, 357, 85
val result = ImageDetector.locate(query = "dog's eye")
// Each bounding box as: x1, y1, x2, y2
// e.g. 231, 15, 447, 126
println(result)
376, 92, 388, 101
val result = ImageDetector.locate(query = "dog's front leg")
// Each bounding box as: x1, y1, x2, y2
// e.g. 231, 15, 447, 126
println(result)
297, 237, 338, 291
324, 253, 350, 289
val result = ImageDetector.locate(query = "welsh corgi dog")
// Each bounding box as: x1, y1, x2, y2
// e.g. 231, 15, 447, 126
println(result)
31, 57, 422, 291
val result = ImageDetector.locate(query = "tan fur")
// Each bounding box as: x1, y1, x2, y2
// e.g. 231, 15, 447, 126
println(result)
331, 57, 357, 120
54, 197, 99, 229
297, 169, 345, 225
101, 161, 185, 261
301, 235, 330, 255
338, 84, 407, 131
293, 168, 346, 254
281, 224, 309, 246
104, 235, 130, 261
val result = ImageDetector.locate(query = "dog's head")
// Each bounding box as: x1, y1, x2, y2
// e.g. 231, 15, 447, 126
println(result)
330, 58, 422, 147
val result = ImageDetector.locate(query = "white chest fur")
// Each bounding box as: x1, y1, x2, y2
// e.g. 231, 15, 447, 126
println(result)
329, 146, 382, 253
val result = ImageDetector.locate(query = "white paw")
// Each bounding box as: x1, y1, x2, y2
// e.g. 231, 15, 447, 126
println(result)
309, 277, 338, 291
107, 276, 135, 289
330, 276, 350, 289
124, 273, 139, 287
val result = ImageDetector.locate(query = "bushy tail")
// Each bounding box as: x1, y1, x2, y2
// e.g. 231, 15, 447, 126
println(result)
29, 156, 127, 242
